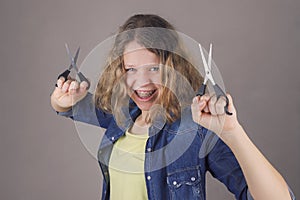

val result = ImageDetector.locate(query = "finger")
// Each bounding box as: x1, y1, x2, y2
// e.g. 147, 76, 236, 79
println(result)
215, 96, 226, 115
69, 81, 79, 95
200, 95, 210, 113
79, 81, 89, 91
69, 81, 89, 104
208, 95, 217, 115
56, 76, 66, 89
226, 94, 236, 115
201, 94, 210, 102
61, 80, 72, 93
193, 96, 207, 109
192, 96, 200, 107
78, 81, 88, 96
192, 96, 202, 124
192, 95, 210, 127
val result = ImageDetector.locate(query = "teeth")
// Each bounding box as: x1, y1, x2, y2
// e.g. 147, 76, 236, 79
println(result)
136, 90, 155, 98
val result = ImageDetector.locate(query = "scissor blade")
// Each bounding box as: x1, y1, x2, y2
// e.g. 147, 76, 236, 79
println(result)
199, 44, 209, 73
73, 47, 80, 65
208, 43, 212, 70
65, 43, 73, 63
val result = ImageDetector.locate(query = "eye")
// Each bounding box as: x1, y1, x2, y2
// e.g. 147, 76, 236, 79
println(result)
150, 66, 160, 71
125, 68, 135, 72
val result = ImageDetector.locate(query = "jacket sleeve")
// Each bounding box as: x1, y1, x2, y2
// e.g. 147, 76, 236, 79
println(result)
204, 132, 249, 199
205, 132, 296, 200
56, 92, 113, 128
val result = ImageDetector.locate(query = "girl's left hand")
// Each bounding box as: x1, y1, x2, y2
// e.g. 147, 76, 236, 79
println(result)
191, 94, 240, 140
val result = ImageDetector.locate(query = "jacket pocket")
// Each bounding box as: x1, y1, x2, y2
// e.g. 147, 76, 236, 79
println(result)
167, 166, 203, 200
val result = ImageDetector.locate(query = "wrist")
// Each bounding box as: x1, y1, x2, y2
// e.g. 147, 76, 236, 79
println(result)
221, 124, 248, 149
50, 96, 72, 113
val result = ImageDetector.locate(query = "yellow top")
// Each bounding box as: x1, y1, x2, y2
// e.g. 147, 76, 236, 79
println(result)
109, 130, 149, 200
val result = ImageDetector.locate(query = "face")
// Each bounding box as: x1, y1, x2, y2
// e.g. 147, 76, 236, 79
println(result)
123, 41, 161, 111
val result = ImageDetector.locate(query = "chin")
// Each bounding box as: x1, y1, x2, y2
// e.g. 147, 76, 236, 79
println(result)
135, 102, 154, 111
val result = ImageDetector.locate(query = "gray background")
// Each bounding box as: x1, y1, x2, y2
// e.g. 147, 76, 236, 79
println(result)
0, 0, 299, 199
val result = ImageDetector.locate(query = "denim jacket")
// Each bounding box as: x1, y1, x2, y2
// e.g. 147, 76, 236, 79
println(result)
58, 93, 295, 200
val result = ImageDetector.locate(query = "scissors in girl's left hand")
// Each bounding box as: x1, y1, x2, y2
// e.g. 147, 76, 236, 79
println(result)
196, 43, 232, 115
55, 43, 90, 89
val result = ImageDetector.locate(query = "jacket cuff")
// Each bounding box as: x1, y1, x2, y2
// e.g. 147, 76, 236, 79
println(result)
55, 109, 73, 118
247, 186, 296, 200
289, 186, 296, 200
56, 108, 73, 118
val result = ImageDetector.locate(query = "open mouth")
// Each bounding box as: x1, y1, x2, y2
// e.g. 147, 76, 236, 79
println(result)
134, 89, 157, 100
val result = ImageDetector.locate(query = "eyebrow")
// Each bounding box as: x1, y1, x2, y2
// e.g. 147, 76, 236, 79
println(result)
124, 64, 135, 68
124, 63, 159, 68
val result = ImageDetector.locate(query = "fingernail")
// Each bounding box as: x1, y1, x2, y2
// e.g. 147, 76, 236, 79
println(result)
59, 77, 65, 82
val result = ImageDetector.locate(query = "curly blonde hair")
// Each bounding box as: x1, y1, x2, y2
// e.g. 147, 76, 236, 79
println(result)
94, 14, 203, 125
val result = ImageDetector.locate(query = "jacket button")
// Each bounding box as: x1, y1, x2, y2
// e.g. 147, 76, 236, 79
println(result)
147, 176, 151, 180
147, 148, 152, 152
173, 181, 177, 186
191, 177, 196, 181
111, 137, 115, 141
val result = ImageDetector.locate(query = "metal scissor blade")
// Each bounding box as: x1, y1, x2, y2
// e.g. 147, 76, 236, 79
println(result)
199, 44, 209, 73
65, 43, 74, 70
208, 43, 212, 71
65, 43, 73, 62
73, 47, 80, 65
199, 43, 215, 85
72, 47, 80, 72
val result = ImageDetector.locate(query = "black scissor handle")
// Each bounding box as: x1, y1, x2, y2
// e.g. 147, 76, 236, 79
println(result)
57, 69, 71, 81
213, 84, 232, 115
196, 83, 206, 96
196, 83, 232, 115
55, 69, 71, 87
55, 69, 90, 90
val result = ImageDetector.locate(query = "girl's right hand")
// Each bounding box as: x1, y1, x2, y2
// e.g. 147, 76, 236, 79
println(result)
50, 77, 89, 112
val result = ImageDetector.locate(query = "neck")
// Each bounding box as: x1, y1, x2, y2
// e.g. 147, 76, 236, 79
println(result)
140, 110, 150, 122
128, 111, 150, 135
136, 111, 150, 126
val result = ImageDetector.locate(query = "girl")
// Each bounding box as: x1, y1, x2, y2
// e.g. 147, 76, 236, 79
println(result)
51, 14, 294, 200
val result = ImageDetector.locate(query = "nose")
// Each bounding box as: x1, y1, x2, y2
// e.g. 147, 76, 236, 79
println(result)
134, 69, 152, 87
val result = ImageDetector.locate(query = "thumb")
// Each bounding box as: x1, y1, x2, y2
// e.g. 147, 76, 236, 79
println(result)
193, 96, 207, 111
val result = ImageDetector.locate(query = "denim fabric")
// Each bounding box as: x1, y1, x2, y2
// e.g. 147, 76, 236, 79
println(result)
58, 93, 295, 200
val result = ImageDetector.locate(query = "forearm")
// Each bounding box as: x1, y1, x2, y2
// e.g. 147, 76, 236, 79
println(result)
223, 125, 291, 200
